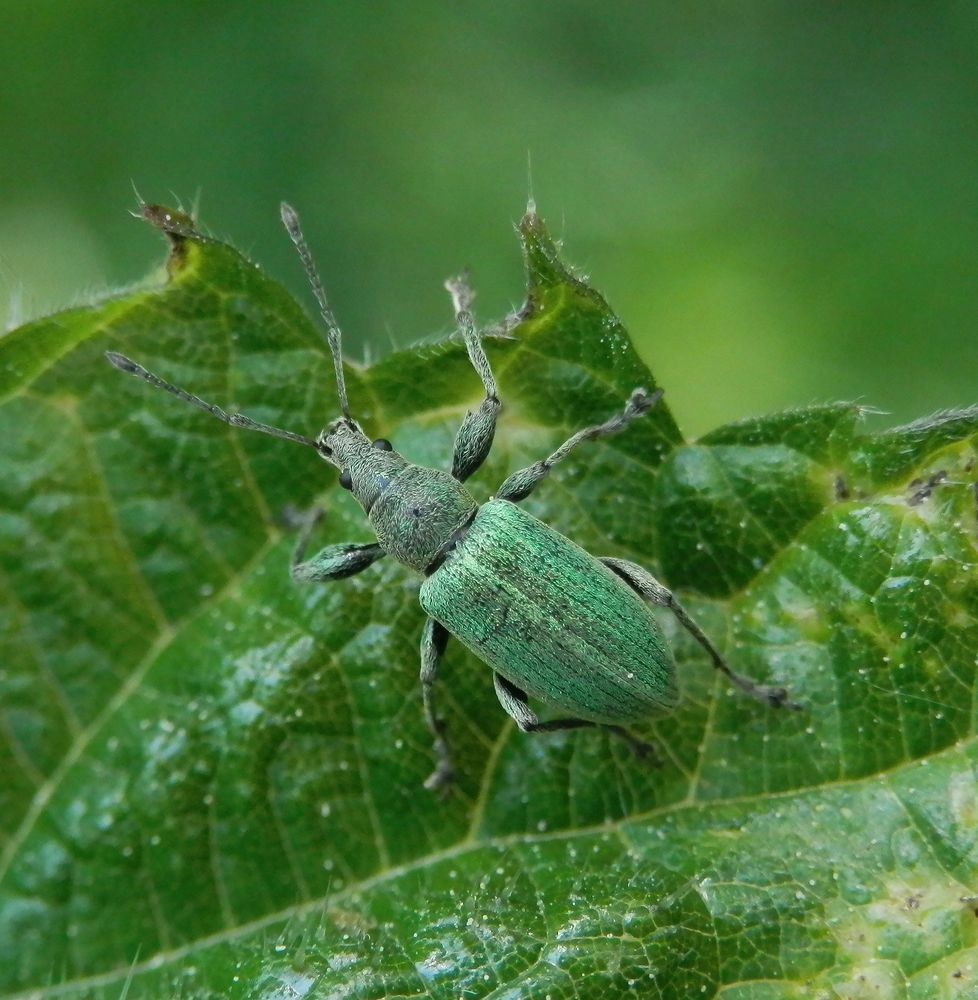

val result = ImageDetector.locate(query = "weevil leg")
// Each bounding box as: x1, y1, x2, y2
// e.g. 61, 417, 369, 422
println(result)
446, 274, 502, 482
420, 617, 456, 793
495, 388, 662, 503
492, 673, 659, 761
601, 557, 801, 710
290, 507, 386, 582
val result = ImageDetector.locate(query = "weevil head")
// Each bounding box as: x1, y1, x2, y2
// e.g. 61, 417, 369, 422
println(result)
316, 417, 408, 512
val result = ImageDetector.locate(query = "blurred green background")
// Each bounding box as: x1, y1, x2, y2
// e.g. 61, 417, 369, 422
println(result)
1, 2, 976, 436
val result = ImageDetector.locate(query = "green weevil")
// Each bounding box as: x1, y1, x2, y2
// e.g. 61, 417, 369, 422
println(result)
106, 203, 800, 792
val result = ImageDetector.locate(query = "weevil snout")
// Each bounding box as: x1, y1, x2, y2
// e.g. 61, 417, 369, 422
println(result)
315, 418, 365, 463
314, 432, 333, 457
314, 418, 411, 513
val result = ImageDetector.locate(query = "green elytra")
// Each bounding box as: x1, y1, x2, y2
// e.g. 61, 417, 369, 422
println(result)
107, 203, 799, 792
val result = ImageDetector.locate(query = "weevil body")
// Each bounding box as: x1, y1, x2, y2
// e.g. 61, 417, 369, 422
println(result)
420, 499, 679, 721
108, 202, 798, 792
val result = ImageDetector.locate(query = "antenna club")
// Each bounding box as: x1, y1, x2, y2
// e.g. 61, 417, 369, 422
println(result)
105, 351, 140, 374
280, 201, 301, 236
279, 202, 353, 420
444, 274, 474, 316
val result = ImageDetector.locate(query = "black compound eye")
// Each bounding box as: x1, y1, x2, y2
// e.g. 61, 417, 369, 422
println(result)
339, 469, 353, 490
372, 438, 393, 451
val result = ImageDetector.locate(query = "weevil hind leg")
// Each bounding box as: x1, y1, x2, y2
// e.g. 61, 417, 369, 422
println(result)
495, 388, 662, 503
420, 617, 456, 794
601, 557, 801, 710
290, 506, 386, 582
446, 274, 501, 483
493, 673, 659, 762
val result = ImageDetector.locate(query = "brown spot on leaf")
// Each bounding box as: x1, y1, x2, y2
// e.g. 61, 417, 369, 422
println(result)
907, 470, 947, 506
141, 203, 199, 273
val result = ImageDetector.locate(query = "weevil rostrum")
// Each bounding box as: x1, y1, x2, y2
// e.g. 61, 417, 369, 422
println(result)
106, 203, 800, 792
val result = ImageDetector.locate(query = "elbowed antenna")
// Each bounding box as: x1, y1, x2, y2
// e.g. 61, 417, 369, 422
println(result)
105, 352, 318, 448
280, 203, 352, 420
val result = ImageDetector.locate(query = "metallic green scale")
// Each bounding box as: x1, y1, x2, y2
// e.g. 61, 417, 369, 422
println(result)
107, 203, 798, 793
421, 500, 677, 723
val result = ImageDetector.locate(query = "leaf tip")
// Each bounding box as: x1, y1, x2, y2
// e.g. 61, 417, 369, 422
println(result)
517, 205, 576, 292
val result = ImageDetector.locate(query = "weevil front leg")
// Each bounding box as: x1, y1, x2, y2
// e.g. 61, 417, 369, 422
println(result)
420, 617, 456, 793
493, 673, 659, 761
601, 557, 801, 710
495, 388, 662, 502
290, 508, 386, 582
446, 274, 502, 483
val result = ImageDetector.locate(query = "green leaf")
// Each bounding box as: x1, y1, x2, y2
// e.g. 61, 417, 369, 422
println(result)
1, 205, 976, 999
